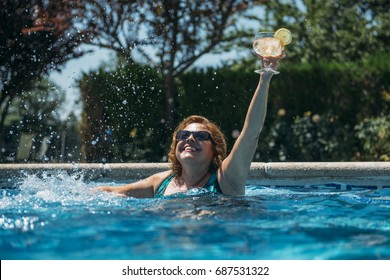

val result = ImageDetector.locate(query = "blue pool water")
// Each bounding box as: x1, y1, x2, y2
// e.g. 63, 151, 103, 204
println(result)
0, 171, 389, 260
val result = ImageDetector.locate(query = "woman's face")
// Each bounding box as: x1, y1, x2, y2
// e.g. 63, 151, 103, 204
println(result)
175, 123, 214, 168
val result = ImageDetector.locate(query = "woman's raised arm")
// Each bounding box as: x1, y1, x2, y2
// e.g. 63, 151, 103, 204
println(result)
218, 64, 278, 195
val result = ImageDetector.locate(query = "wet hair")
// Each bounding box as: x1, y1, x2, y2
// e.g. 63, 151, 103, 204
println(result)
168, 115, 227, 176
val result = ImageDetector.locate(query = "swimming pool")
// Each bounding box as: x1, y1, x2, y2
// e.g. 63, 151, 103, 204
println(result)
0, 163, 389, 260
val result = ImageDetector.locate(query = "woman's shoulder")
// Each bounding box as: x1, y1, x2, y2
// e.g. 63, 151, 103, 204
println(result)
152, 170, 172, 179
149, 170, 173, 189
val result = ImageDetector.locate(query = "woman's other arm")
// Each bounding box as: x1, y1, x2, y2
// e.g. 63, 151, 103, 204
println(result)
97, 171, 170, 198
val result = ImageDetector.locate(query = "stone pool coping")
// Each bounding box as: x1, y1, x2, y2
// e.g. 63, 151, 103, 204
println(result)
0, 162, 389, 187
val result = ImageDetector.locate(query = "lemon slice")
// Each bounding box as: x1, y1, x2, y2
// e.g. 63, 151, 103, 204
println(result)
274, 28, 292, 46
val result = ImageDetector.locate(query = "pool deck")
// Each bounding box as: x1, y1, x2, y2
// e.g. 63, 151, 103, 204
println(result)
0, 162, 389, 188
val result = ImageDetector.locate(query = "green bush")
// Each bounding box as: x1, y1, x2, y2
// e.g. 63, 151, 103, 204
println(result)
260, 111, 353, 162
79, 52, 389, 162
79, 62, 166, 162
355, 115, 390, 161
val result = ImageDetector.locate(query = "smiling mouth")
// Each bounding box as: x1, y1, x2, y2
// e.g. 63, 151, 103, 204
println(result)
183, 145, 199, 152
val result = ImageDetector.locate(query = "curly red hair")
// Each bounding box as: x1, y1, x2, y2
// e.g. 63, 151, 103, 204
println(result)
168, 115, 227, 176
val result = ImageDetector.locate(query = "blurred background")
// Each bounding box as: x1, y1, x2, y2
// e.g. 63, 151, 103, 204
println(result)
1, 0, 389, 163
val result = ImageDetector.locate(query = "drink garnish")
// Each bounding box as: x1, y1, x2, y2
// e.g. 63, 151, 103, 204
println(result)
274, 28, 292, 46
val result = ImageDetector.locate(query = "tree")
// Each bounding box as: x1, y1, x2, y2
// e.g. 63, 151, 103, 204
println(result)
0, 78, 79, 162
6, 79, 66, 131
76, 0, 265, 139
0, 0, 85, 136
79, 62, 166, 162
252, 0, 390, 63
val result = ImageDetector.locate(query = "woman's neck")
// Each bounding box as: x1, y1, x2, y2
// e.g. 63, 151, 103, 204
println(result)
178, 167, 210, 188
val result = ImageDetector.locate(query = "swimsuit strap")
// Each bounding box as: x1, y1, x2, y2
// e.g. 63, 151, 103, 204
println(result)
154, 174, 175, 198
154, 171, 221, 198
203, 171, 222, 194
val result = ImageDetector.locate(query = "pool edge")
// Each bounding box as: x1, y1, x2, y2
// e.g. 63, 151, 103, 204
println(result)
0, 162, 389, 187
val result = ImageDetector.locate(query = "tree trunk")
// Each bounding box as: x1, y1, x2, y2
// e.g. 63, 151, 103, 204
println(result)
0, 95, 12, 139
163, 73, 176, 139
79, 80, 112, 163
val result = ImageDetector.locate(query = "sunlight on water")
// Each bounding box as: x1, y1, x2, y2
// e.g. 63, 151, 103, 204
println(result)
1, 171, 389, 259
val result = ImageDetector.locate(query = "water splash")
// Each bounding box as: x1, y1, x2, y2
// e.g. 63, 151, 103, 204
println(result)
2, 171, 92, 206
0, 171, 131, 233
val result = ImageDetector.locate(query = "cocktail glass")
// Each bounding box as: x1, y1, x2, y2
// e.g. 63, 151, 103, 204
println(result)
252, 32, 283, 74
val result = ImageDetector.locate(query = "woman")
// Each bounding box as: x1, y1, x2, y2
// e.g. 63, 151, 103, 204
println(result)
98, 56, 281, 198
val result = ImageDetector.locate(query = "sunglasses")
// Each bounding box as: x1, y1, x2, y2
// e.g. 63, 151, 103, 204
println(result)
176, 130, 213, 142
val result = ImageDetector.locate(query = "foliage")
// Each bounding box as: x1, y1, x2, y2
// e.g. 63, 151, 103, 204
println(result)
79, 61, 166, 162
5, 79, 66, 131
261, 112, 353, 162
249, 0, 390, 64
269, 51, 389, 161
0, 79, 80, 162
0, 0, 85, 134
79, 50, 389, 162
3, 0, 389, 163
74, 0, 267, 134
355, 115, 390, 161
177, 66, 256, 150
178, 52, 390, 162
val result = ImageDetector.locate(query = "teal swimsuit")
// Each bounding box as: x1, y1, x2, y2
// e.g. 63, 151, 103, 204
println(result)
154, 172, 222, 198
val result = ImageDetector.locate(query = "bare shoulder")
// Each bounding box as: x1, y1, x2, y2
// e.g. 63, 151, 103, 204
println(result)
150, 170, 171, 181
149, 170, 172, 191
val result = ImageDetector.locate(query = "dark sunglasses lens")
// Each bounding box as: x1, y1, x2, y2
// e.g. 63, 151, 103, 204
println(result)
176, 130, 190, 140
193, 131, 210, 141
176, 130, 211, 141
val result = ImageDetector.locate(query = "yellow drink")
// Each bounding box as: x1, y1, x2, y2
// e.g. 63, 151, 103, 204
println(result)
253, 36, 283, 58
253, 29, 292, 74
